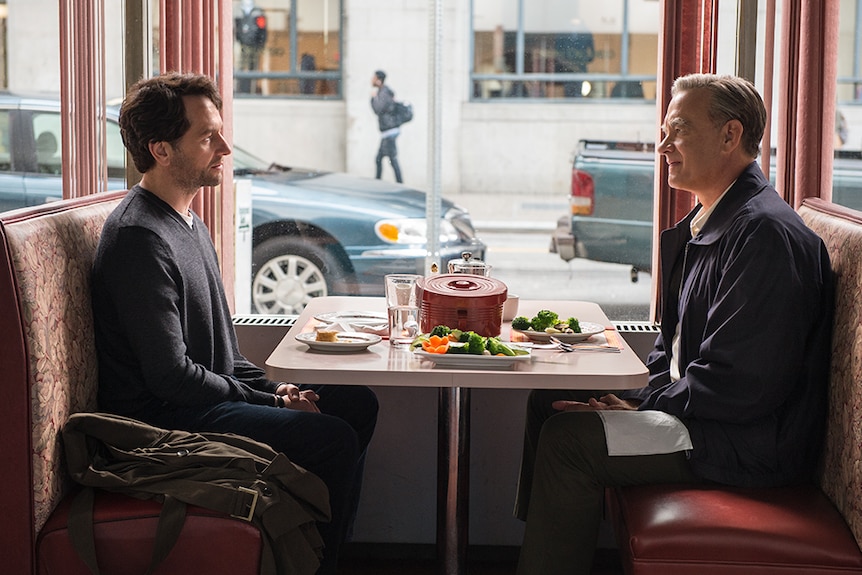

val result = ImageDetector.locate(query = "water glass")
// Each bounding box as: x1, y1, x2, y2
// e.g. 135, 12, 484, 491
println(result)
385, 274, 421, 346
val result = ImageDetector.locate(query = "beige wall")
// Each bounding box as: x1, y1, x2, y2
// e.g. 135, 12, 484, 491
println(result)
234, 96, 655, 203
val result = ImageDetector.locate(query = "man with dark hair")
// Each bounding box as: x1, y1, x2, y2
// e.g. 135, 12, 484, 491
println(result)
514, 73, 833, 575
370, 69, 403, 183
93, 72, 378, 575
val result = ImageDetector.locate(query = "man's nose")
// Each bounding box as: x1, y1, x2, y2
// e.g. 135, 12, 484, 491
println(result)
657, 135, 672, 153
218, 133, 232, 155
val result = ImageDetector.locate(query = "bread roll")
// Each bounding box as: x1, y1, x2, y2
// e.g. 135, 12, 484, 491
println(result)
315, 330, 338, 342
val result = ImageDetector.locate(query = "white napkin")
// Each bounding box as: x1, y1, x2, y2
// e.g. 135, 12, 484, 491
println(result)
597, 410, 692, 456
316, 319, 388, 336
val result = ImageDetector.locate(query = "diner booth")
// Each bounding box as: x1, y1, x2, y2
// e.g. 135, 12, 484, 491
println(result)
1, 1, 858, 575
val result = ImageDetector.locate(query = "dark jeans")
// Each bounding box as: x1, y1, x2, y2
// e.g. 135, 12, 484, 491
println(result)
515, 389, 698, 575
375, 135, 402, 183
135, 384, 378, 575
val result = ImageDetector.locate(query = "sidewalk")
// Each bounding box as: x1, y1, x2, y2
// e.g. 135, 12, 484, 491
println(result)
451, 191, 567, 233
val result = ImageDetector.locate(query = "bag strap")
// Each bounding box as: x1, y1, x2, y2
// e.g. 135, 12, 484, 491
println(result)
147, 495, 188, 574
67, 488, 188, 575
68, 488, 100, 575
130, 477, 262, 521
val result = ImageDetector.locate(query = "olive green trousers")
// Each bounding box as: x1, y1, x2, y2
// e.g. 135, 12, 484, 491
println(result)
514, 389, 699, 575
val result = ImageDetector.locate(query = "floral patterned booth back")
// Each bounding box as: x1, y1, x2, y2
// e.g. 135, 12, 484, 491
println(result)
799, 197, 862, 552
0, 191, 125, 573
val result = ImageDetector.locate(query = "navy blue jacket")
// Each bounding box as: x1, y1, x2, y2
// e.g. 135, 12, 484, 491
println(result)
626, 162, 833, 487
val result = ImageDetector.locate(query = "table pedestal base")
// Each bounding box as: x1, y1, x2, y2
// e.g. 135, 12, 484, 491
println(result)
437, 387, 470, 575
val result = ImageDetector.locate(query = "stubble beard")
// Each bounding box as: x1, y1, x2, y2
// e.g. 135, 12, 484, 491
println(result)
171, 150, 223, 192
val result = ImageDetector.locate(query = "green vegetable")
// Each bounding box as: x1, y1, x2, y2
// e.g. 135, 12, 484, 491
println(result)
446, 341, 469, 354
412, 327, 529, 357
465, 331, 486, 355
511, 316, 531, 330
486, 337, 515, 356
410, 335, 429, 350
566, 317, 581, 333
430, 325, 452, 338
531, 309, 559, 331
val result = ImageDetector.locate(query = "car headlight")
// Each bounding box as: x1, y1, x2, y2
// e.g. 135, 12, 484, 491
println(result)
375, 218, 461, 245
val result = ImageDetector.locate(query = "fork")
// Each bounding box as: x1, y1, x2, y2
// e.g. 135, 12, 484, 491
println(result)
549, 335, 574, 352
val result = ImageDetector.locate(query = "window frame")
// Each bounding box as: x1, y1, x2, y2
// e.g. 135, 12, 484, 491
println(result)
232, 0, 344, 100
469, 0, 656, 102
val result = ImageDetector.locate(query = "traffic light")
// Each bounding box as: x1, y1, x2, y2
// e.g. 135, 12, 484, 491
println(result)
236, 7, 267, 49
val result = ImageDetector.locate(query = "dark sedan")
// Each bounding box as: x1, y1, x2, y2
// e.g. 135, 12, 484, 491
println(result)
0, 93, 486, 313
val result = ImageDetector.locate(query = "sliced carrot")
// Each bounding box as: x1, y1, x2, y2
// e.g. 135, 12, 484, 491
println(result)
422, 337, 450, 354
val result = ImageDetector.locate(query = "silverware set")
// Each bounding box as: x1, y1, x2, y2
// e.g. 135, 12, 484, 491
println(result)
549, 335, 574, 352
548, 335, 621, 353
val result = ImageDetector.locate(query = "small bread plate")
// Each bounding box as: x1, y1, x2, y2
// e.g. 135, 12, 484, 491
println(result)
414, 349, 532, 369
514, 321, 606, 343
314, 310, 388, 323
296, 332, 382, 352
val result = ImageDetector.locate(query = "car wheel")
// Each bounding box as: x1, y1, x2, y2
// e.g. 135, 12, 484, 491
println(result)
252, 237, 343, 315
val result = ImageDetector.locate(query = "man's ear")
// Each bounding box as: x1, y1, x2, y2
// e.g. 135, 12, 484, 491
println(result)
148, 141, 171, 166
722, 119, 743, 150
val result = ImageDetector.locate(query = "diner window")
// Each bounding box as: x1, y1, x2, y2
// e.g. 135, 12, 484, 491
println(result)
32, 113, 62, 175
0, 0, 851, 326
830, 0, 861, 212
836, 0, 862, 105
470, 0, 658, 101
0, 109, 11, 172
0, 2, 7, 90
233, 0, 342, 98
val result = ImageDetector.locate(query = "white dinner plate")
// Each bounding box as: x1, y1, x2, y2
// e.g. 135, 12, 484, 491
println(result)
296, 332, 382, 352
314, 310, 388, 323
413, 349, 531, 369
513, 321, 606, 343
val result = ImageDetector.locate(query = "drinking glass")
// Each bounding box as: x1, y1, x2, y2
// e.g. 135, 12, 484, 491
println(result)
385, 274, 421, 346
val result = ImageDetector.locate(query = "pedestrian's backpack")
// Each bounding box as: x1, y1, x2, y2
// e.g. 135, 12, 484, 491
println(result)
392, 100, 413, 127
62, 412, 331, 575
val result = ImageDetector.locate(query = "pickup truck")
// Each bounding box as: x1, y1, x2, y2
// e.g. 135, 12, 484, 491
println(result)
550, 139, 862, 282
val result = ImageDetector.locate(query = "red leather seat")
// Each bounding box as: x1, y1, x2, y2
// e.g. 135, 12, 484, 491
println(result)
37, 490, 263, 575
609, 484, 862, 575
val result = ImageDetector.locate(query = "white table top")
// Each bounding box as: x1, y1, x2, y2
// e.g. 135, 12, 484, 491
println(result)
265, 296, 649, 390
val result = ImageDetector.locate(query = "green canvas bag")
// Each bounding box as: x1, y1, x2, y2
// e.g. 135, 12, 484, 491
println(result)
62, 412, 331, 575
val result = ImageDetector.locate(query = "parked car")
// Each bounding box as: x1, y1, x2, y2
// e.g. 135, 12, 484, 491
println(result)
551, 139, 862, 282
0, 92, 486, 313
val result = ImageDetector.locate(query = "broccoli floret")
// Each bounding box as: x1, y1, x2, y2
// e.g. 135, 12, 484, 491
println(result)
531, 309, 559, 332
430, 325, 452, 338
511, 316, 531, 330
466, 332, 486, 355
566, 317, 581, 333
486, 337, 515, 356
458, 330, 472, 343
